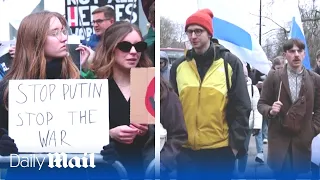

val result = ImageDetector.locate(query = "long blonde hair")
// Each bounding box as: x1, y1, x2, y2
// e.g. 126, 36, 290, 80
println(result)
3, 11, 79, 108
91, 21, 152, 79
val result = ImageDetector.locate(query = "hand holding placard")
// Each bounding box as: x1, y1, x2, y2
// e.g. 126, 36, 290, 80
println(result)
130, 123, 148, 136
109, 125, 138, 144
0, 128, 18, 156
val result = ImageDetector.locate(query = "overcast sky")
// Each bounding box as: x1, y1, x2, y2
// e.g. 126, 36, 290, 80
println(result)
159, 0, 320, 45
0, 0, 66, 40
1, 0, 319, 42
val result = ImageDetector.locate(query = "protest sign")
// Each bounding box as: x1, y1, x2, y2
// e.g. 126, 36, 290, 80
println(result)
8, 79, 109, 153
130, 67, 155, 124
0, 40, 14, 75
0, 53, 11, 76
65, 0, 139, 41
0, 41, 11, 57
67, 35, 81, 70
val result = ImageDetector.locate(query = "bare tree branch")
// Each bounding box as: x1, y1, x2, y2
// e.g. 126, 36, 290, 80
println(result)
258, 0, 320, 67
250, 13, 289, 32
302, 17, 320, 22
160, 16, 185, 48
263, 28, 280, 35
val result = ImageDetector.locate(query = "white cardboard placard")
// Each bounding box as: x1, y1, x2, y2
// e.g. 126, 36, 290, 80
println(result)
8, 79, 109, 153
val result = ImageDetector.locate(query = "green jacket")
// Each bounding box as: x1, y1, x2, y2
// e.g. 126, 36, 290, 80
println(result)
81, 69, 96, 79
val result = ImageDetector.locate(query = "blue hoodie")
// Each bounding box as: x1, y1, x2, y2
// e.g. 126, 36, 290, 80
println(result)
82, 34, 101, 50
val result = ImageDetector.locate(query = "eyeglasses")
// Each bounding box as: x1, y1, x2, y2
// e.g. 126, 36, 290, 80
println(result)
116, 41, 147, 53
186, 29, 204, 36
49, 29, 68, 40
92, 19, 110, 25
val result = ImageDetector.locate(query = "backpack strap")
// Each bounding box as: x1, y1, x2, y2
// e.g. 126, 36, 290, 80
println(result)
223, 53, 231, 92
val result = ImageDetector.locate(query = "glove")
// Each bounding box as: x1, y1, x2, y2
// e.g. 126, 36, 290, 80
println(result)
252, 129, 260, 136
0, 128, 18, 156
100, 141, 119, 164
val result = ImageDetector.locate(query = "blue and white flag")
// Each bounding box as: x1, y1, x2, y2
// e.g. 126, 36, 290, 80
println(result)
288, 2, 311, 69
197, 0, 271, 75
312, 134, 320, 165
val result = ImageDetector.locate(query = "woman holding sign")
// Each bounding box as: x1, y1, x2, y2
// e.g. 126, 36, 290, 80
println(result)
0, 11, 99, 180
81, 21, 153, 178
0, 11, 81, 153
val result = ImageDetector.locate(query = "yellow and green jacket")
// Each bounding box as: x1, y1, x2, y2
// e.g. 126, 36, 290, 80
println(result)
170, 43, 251, 153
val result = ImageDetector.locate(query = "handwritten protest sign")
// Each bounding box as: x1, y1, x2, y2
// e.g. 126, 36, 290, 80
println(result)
130, 68, 155, 124
8, 79, 109, 153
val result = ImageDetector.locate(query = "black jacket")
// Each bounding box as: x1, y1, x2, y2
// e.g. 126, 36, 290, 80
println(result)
160, 89, 187, 171
108, 78, 150, 178
314, 65, 320, 75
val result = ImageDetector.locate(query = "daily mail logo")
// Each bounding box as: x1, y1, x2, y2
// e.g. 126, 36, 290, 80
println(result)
10, 153, 96, 170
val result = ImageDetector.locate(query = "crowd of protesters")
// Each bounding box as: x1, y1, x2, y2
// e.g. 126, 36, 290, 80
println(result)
161, 8, 320, 180
0, 1, 160, 180
1, 1, 320, 180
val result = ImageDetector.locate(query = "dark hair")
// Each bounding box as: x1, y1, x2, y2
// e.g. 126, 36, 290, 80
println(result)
92, 6, 115, 20
160, 76, 173, 102
212, 38, 219, 44
148, 2, 155, 27
283, 38, 305, 52
272, 56, 285, 69
316, 49, 320, 59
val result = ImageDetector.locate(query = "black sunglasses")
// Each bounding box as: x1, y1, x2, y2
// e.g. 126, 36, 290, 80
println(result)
116, 41, 147, 52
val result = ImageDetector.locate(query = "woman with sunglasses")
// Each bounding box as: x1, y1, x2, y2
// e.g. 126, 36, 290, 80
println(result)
81, 21, 153, 178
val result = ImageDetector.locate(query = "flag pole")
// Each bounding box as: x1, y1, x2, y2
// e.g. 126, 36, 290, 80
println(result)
259, 0, 262, 45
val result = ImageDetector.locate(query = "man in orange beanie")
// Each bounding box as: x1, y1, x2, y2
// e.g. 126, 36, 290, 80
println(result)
170, 8, 251, 180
